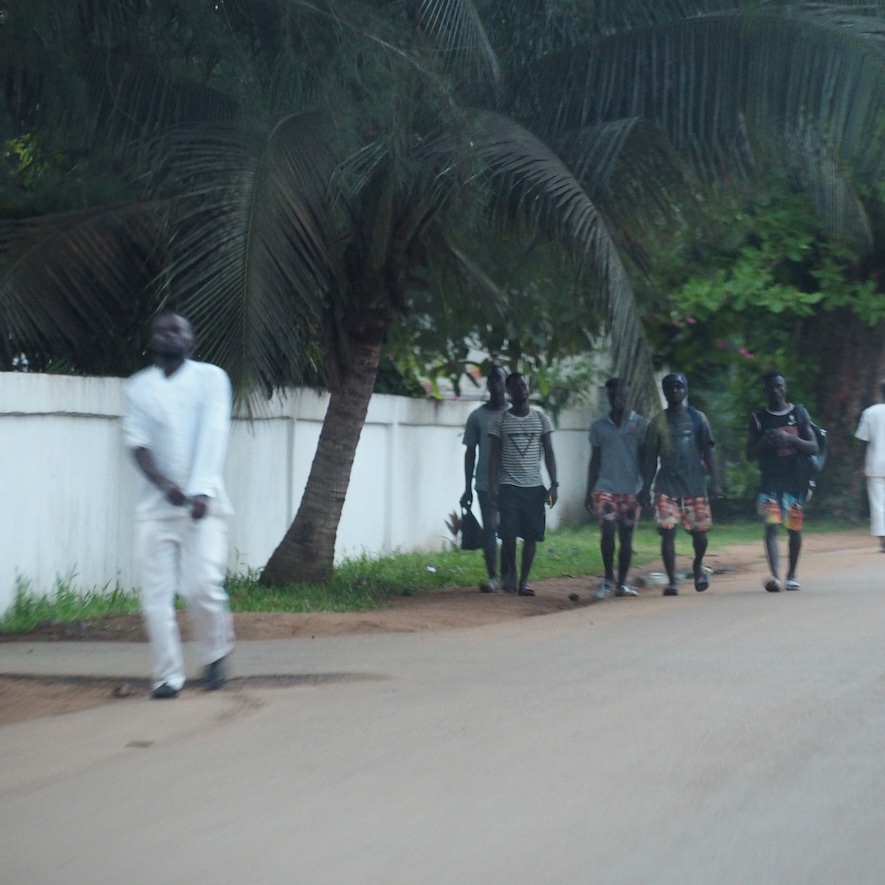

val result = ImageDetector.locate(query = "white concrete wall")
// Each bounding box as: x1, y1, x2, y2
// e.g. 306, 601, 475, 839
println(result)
0, 373, 593, 612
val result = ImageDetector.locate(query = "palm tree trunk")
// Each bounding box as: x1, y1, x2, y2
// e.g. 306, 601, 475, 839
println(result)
260, 335, 383, 586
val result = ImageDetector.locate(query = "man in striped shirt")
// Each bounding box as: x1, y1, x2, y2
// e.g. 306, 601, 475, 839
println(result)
488, 373, 558, 596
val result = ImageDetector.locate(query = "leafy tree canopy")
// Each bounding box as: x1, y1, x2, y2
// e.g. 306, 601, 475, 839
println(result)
5, 1, 885, 574
644, 179, 885, 497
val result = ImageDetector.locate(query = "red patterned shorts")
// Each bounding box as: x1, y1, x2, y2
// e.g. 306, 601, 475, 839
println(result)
756, 492, 804, 531
591, 492, 641, 527
654, 494, 712, 532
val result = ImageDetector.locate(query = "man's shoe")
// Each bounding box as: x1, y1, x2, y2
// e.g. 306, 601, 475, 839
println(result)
594, 579, 614, 601
151, 683, 179, 700
204, 657, 227, 691
663, 585, 679, 596
694, 567, 710, 592
765, 578, 783, 593
517, 582, 535, 597
785, 578, 801, 591
480, 576, 499, 593
615, 584, 638, 597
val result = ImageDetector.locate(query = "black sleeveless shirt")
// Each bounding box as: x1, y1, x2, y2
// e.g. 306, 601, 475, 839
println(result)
755, 405, 809, 497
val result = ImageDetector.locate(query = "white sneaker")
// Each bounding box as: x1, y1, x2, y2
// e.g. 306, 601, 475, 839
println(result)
615, 584, 638, 597
594, 580, 614, 600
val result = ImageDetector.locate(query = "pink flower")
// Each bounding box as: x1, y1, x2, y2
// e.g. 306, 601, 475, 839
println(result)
715, 339, 730, 350
686, 316, 697, 324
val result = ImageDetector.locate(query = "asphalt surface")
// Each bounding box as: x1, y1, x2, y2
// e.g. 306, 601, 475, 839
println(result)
3, 538, 885, 884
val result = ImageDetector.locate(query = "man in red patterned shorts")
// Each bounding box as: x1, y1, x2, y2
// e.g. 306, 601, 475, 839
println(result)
644, 373, 722, 596
585, 379, 649, 599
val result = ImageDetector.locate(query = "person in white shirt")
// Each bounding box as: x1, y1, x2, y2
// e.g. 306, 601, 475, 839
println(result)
122, 311, 234, 698
855, 379, 885, 551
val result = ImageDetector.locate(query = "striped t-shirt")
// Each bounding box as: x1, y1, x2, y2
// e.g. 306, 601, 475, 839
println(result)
488, 408, 553, 488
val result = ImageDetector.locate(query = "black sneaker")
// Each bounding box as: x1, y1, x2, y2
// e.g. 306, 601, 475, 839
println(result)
663, 585, 679, 596
151, 683, 179, 700
204, 657, 227, 691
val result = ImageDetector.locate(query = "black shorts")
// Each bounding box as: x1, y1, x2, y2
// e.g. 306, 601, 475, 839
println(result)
497, 485, 547, 542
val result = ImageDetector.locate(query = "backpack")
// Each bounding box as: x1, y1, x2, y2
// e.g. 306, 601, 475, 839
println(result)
655, 406, 708, 465
799, 405, 828, 475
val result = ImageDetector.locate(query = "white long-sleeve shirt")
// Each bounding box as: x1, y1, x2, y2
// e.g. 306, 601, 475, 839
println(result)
856, 402, 885, 477
122, 360, 233, 519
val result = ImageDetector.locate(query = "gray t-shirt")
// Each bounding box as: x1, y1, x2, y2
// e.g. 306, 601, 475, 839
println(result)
488, 408, 554, 488
463, 404, 510, 492
589, 410, 649, 495
650, 408, 713, 499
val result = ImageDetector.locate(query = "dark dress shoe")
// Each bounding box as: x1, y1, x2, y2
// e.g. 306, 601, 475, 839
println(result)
204, 657, 227, 691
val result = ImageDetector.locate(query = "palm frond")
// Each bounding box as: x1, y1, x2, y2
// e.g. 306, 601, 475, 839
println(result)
82, 49, 240, 152
521, 6, 885, 191
154, 114, 339, 397
407, 0, 500, 90
551, 118, 701, 259
780, 123, 874, 252
0, 202, 166, 372
468, 110, 657, 404
430, 234, 511, 312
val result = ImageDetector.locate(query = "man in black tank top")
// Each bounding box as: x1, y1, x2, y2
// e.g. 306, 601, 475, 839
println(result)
745, 371, 818, 593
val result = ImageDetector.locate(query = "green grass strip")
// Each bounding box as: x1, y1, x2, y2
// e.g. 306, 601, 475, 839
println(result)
0, 517, 859, 633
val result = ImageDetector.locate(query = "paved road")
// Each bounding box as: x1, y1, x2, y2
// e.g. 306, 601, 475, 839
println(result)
3, 543, 885, 884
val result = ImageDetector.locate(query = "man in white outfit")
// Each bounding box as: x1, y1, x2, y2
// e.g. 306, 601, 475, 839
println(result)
856, 378, 885, 552
122, 310, 235, 698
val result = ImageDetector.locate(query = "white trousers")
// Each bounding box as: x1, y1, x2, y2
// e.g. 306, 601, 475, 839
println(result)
867, 476, 885, 537
136, 515, 234, 690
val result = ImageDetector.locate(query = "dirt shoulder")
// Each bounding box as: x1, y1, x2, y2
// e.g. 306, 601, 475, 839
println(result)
0, 529, 875, 725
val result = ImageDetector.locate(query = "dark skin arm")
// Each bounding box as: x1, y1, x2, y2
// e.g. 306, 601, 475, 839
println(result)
487, 436, 502, 509
640, 429, 659, 509
746, 414, 818, 462
704, 441, 723, 498
745, 413, 764, 461
543, 432, 558, 507
585, 447, 601, 513
133, 447, 209, 520
461, 444, 477, 508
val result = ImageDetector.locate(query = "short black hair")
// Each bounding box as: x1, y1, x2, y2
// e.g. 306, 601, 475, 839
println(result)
153, 306, 192, 326
762, 371, 785, 386
661, 372, 688, 392
506, 371, 526, 387
487, 364, 506, 381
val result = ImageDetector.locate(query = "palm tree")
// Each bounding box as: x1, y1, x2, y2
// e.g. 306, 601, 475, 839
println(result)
3, 1, 885, 581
